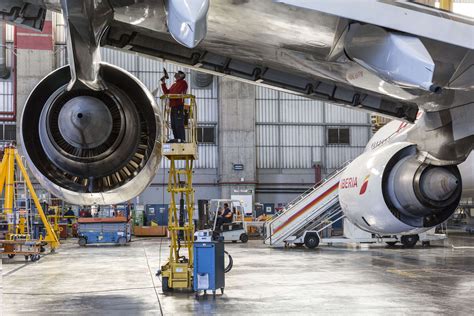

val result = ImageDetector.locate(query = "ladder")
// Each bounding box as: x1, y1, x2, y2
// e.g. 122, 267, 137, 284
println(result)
159, 94, 198, 292
12, 156, 30, 237
0, 146, 60, 251
264, 162, 349, 246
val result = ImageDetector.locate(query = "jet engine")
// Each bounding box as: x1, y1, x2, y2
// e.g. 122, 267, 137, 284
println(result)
338, 142, 461, 235
21, 63, 162, 205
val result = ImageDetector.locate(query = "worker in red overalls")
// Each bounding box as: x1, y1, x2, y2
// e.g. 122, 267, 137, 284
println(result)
161, 70, 188, 143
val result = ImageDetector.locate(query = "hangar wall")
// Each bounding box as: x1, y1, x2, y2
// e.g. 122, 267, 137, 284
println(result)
0, 12, 372, 209
55, 44, 372, 208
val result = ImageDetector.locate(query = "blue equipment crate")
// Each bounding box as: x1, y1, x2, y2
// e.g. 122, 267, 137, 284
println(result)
145, 204, 168, 226
193, 241, 225, 293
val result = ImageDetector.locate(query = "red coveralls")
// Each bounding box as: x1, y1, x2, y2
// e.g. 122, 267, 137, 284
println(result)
162, 79, 188, 142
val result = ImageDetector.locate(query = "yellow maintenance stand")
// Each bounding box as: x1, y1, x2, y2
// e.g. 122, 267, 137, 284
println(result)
159, 94, 198, 292
0, 145, 60, 260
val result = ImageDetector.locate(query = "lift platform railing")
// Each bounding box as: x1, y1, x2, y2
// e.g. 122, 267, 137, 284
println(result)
160, 94, 197, 146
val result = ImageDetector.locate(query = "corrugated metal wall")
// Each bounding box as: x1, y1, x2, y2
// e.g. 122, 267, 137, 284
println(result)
256, 86, 371, 173
0, 23, 15, 143
0, 70, 13, 116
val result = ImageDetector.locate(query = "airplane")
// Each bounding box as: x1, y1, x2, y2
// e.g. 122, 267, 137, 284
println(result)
1, 0, 473, 237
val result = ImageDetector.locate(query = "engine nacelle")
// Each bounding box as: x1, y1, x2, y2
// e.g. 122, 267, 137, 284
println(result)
339, 142, 461, 235
21, 63, 162, 205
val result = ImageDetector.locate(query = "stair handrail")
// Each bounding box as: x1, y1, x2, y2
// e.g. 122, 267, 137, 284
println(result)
265, 194, 340, 245
267, 160, 351, 225
285, 160, 351, 209
277, 195, 340, 243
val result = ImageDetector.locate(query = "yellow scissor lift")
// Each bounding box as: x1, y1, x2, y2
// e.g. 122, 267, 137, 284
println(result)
159, 94, 198, 292
0, 146, 60, 261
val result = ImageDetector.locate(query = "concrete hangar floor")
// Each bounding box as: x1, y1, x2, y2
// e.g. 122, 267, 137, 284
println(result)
2, 235, 474, 315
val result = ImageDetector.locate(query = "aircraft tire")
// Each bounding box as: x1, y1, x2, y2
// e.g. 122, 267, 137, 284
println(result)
401, 234, 419, 248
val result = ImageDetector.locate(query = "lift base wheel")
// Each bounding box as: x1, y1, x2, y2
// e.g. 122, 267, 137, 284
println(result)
78, 237, 87, 247
162, 277, 171, 293
118, 237, 127, 246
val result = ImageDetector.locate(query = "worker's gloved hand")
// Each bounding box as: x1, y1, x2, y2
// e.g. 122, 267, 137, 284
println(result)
184, 110, 190, 126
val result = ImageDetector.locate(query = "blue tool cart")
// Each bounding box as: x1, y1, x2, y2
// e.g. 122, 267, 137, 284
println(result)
193, 237, 225, 297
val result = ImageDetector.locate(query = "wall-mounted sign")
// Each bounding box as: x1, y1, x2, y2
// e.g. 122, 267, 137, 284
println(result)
233, 163, 244, 171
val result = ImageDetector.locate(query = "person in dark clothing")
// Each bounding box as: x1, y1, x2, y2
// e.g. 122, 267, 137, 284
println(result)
64, 207, 74, 217
216, 203, 233, 231
64, 207, 75, 224
161, 71, 188, 143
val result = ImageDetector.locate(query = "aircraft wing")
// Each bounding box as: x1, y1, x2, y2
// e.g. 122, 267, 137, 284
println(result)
278, 0, 474, 50
2, 0, 473, 122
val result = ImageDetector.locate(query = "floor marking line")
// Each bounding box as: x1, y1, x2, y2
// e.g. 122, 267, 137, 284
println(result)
2, 263, 29, 278
143, 246, 164, 316
3, 286, 159, 296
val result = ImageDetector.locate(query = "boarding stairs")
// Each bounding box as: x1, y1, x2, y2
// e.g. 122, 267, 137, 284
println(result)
263, 163, 349, 246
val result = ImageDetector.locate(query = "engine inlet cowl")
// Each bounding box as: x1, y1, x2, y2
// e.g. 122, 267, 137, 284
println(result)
21, 63, 162, 205
339, 142, 461, 235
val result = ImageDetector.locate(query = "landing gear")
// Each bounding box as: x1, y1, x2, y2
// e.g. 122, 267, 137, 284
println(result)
7, 254, 15, 259
401, 234, 419, 248
304, 233, 320, 249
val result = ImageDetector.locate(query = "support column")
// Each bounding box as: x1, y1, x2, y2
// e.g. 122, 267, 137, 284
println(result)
218, 78, 256, 215
15, 13, 54, 148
